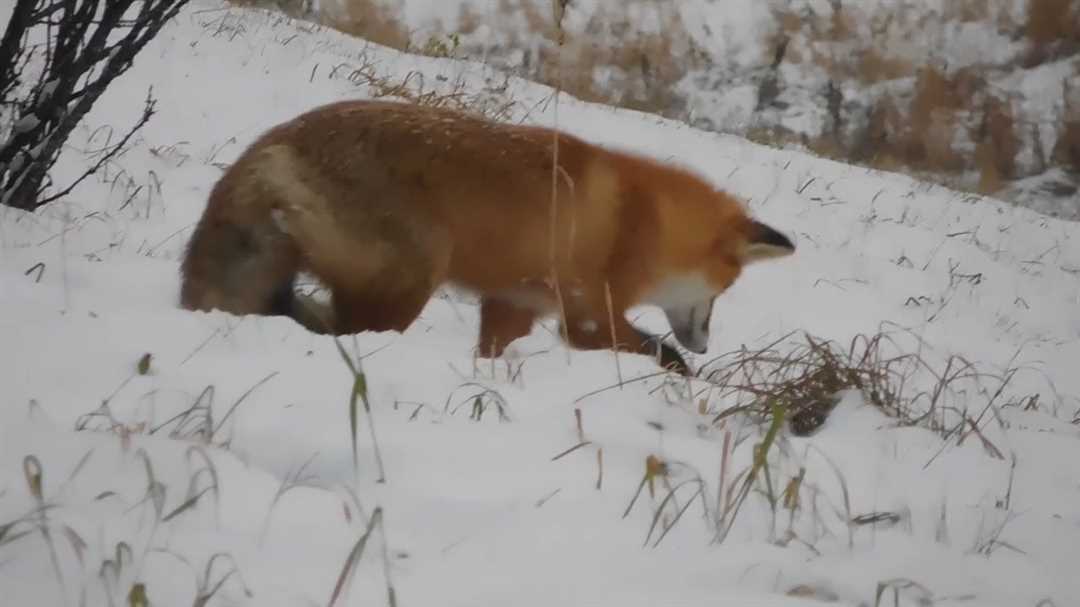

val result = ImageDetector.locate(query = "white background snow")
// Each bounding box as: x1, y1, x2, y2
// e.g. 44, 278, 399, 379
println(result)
1, 2, 1079, 606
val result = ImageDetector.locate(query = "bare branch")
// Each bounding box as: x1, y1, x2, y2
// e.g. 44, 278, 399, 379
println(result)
37, 87, 156, 206
0, 0, 192, 211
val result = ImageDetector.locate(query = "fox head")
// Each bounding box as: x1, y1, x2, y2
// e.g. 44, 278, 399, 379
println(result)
644, 216, 795, 355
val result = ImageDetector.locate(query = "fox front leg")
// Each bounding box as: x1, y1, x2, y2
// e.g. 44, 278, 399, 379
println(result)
560, 306, 690, 375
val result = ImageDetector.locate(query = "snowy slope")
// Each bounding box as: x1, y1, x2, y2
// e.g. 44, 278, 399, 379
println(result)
2, 2, 1080, 606
384, 0, 1080, 220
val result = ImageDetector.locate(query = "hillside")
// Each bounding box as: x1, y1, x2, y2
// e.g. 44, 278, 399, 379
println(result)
316, 0, 1080, 220
1, 2, 1079, 606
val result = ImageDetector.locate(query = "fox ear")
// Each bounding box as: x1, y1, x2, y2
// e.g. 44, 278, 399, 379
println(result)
742, 220, 795, 263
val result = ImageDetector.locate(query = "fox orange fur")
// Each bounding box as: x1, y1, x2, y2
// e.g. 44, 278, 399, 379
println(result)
180, 100, 794, 373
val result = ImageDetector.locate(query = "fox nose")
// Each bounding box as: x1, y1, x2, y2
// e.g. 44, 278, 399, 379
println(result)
663, 299, 714, 355
672, 325, 709, 354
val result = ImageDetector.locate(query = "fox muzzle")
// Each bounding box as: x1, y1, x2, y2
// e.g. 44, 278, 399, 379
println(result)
663, 299, 714, 355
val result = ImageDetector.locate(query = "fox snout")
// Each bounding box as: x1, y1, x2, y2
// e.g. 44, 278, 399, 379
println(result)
651, 218, 795, 357
664, 299, 714, 354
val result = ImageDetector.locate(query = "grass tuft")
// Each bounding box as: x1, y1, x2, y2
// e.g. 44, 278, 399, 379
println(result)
327, 506, 397, 607
444, 382, 512, 422
331, 336, 387, 483
697, 328, 1037, 438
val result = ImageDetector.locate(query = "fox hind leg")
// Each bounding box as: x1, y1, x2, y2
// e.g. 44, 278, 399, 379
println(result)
283, 209, 452, 336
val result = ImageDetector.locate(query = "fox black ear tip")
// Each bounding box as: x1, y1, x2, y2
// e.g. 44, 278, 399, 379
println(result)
772, 230, 796, 253
782, 233, 796, 252
751, 219, 796, 252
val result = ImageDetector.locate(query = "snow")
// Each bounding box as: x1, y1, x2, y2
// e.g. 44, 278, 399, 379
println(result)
1, 1, 1079, 606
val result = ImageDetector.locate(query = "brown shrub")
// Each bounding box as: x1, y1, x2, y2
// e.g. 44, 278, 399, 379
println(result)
518, 0, 554, 38
847, 66, 992, 177
793, 2, 913, 85
827, 2, 857, 41
1054, 121, 1080, 171
1024, 0, 1080, 65
944, 0, 992, 23
514, 1, 696, 117
1054, 79, 1080, 171
855, 47, 914, 84
956, 0, 1019, 33
774, 5, 803, 36
869, 153, 909, 174
329, 0, 410, 51
901, 65, 961, 169
745, 125, 795, 149
910, 65, 964, 129
762, 25, 792, 69
975, 140, 1004, 193
921, 110, 965, 172
456, 3, 482, 36
241, 0, 1078, 198
746, 0, 1076, 191
851, 98, 884, 160
1026, 0, 1080, 45
977, 96, 1022, 180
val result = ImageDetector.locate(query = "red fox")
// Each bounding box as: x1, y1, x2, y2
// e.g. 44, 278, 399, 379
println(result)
180, 100, 794, 373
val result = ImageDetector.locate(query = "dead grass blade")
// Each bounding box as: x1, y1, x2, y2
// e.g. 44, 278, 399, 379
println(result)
327, 507, 396, 607
331, 336, 387, 483
699, 327, 1042, 442
713, 401, 786, 544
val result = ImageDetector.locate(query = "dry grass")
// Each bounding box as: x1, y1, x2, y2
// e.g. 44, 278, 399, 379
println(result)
944, 0, 993, 23
455, 3, 484, 36
775, 3, 918, 85
74, 358, 277, 448
1053, 78, 1080, 171
855, 47, 914, 85
498, 0, 703, 118
776, 72, 1023, 196
826, 1, 857, 42
909, 65, 965, 126
237, 0, 1075, 200
1054, 120, 1080, 172
313, 0, 702, 119
974, 95, 1022, 192
975, 139, 1005, 194
1, 400, 249, 604
904, 64, 969, 174
320, 44, 518, 122
759, 0, 1061, 195
226, 0, 412, 50
325, 0, 411, 51
597, 326, 1051, 552
813, 62, 1023, 193
696, 328, 1035, 440
1024, 0, 1080, 64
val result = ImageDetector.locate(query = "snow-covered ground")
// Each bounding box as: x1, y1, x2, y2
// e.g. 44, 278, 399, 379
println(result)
2, 2, 1080, 606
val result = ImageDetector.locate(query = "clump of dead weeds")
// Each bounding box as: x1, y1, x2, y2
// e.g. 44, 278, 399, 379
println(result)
698, 331, 900, 436
696, 329, 1037, 439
